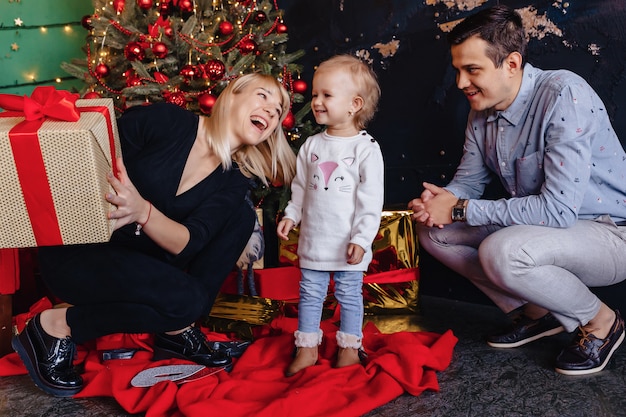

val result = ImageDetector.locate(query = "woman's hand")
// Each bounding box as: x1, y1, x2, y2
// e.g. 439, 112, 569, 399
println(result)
105, 157, 151, 230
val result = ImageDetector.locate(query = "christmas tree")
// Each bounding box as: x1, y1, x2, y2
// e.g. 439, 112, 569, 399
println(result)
62, 0, 318, 210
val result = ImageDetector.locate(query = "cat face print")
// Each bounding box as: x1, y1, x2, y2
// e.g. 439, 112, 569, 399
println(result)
308, 153, 356, 193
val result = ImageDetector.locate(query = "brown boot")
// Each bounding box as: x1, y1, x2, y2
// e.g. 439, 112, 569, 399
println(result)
336, 347, 361, 368
285, 346, 318, 377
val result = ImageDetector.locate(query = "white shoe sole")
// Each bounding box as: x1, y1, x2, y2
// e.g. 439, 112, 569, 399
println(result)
487, 326, 565, 349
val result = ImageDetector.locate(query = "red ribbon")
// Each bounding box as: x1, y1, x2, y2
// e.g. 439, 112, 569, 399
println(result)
0, 87, 118, 246
0, 86, 80, 122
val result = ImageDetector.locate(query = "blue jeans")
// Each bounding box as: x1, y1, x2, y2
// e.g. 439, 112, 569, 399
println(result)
298, 268, 364, 338
418, 218, 626, 332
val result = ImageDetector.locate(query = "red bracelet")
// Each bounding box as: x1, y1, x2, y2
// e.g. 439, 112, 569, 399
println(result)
135, 202, 152, 236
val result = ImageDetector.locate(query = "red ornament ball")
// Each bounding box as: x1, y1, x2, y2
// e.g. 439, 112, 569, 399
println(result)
276, 23, 288, 34
178, 0, 194, 13
238, 38, 258, 55
204, 59, 226, 81
95, 63, 110, 77
113, 0, 125, 13
164, 26, 174, 37
180, 64, 199, 80
124, 42, 146, 61
137, 0, 153, 10
83, 91, 101, 99
282, 111, 295, 131
198, 93, 217, 114
164, 90, 187, 108
81, 15, 93, 30
219, 21, 234, 36
293, 79, 307, 94
126, 74, 143, 87
254, 10, 267, 24
158, 1, 171, 17
152, 42, 168, 59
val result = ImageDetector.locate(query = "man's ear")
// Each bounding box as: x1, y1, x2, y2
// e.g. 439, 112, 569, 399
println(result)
505, 51, 523, 75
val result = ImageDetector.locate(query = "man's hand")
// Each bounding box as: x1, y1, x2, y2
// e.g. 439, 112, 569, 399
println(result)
408, 182, 459, 228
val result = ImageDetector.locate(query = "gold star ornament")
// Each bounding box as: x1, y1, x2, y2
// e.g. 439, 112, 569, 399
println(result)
11, 43, 19, 51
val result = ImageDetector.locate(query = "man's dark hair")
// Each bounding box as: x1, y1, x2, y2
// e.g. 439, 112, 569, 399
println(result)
447, 5, 527, 68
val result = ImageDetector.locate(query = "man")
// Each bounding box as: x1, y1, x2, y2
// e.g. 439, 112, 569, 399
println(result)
409, 5, 626, 375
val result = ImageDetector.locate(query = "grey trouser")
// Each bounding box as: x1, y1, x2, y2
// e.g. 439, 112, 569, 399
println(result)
418, 218, 626, 332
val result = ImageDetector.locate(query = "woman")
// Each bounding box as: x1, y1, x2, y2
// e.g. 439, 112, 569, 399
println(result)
12, 73, 297, 397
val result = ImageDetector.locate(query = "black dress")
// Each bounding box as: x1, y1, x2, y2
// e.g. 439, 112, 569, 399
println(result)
37, 103, 255, 344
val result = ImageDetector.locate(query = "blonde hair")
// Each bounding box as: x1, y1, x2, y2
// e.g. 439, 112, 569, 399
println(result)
200, 73, 296, 186
316, 54, 381, 130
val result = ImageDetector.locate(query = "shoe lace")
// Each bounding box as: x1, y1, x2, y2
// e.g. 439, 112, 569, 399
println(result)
52, 337, 77, 365
575, 327, 592, 350
184, 326, 210, 353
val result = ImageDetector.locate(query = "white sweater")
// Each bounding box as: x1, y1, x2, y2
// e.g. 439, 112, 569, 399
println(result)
283, 130, 385, 271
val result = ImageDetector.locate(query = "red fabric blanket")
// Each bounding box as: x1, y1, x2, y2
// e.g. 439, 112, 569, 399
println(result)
0, 298, 457, 417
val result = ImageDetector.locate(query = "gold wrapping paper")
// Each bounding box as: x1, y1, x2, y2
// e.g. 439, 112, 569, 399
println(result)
368, 210, 419, 273
205, 293, 284, 340
0, 98, 121, 248
208, 293, 282, 325
363, 210, 419, 314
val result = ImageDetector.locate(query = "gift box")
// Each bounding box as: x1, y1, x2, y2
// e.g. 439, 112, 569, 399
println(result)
0, 87, 121, 248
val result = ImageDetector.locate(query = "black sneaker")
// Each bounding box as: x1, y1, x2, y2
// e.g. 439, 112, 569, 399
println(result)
153, 326, 233, 371
555, 309, 625, 375
11, 314, 83, 397
487, 312, 564, 348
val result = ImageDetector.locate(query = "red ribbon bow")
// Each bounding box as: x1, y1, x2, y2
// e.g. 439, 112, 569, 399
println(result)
0, 86, 80, 122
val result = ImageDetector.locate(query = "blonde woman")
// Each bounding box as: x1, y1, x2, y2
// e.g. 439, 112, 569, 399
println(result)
13, 73, 296, 397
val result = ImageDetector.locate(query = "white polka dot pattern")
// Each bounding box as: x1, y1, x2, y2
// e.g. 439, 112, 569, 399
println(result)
0, 98, 122, 248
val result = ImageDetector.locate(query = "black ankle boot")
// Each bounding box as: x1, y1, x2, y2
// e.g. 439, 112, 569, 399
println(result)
153, 326, 233, 370
11, 314, 83, 397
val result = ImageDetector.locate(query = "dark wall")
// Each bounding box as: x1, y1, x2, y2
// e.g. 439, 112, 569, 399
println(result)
279, 0, 626, 308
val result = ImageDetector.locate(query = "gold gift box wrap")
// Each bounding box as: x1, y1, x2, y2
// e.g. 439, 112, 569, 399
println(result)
363, 210, 420, 315
278, 210, 420, 314
205, 293, 284, 340
0, 96, 121, 248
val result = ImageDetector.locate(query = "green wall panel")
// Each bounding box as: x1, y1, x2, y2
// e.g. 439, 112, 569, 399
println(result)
0, 0, 94, 96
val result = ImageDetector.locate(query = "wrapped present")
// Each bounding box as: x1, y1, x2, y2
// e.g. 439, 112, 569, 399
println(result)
362, 267, 420, 315
205, 293, 284, 340
367, 210, 419, 273
0, 87, 121, 248
362, 210, 420, 314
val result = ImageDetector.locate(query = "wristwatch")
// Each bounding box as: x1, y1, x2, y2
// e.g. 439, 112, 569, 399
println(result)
451, 198, 468, 222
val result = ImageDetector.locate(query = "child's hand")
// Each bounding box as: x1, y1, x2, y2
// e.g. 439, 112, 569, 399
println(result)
347, 243, 365, 265
276, 218, 295, 240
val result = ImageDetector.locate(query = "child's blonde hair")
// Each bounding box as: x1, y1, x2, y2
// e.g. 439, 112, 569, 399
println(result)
316, 54, 381, 130
200, 73, 296, 186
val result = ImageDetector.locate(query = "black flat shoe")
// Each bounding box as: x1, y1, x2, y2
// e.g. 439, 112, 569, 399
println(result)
555, 309, 625, 375
11, 314, 83, 397
153, 326, 233, 371
487, 312, 564, 348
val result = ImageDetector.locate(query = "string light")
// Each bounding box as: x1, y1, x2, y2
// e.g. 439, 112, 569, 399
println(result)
0, 20, 85, 91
